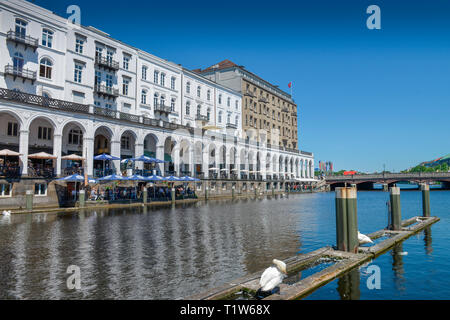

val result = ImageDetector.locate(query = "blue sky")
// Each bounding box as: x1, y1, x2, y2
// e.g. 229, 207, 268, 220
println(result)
33, 0, 450, 172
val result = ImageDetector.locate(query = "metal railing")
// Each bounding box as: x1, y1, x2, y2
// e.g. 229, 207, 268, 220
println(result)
195, 114, 208, 122
95, 56, 120, 70
4, 65, 36, 81
226, 123, 237, 129
6, 30, 38, 48
94, 106, 117, 118
27, 167, 55, 178
94, 85, 119, 97
119, 112, 140, 123
0, 87, 90, 114
154, 103, 171, 113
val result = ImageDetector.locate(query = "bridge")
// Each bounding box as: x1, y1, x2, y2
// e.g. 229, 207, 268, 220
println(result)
325, 172, 450, 190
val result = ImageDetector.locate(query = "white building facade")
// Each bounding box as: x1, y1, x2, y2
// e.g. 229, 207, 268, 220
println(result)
0, 0, 315, 194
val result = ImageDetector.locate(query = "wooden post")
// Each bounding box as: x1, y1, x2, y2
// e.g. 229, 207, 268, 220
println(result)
232, 186, 235, 199
346, 187, 358, 253
171, 188, 175, 203
421, 184, 430, 217
335, 187, 348, 252
389, 186, 401, 230
143, 189, 148, 204
383, 184, 388, 192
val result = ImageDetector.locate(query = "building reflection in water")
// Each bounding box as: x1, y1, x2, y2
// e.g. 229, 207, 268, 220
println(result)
391, 243, 406, 293
337, 269, 360, 300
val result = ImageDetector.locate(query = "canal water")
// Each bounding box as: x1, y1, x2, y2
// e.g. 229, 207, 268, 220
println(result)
0, 189, 449, 299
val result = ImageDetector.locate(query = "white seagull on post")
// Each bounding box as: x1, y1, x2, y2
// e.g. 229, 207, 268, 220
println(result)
259, 259, 287, 293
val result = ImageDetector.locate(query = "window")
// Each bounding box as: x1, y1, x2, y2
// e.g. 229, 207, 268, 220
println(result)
154, 71, 159, 83
142, 66, 147, 80
186, 101, 190, 115
218, 111, 222, 123
7, 122, 18, 137
123, 78, 130, 95
15, 19, 27, 38
105, 74, 113, 88
95, 46, 103, 59
38, 126, 52, 140
218, 94, 222, 104
207, 90, 211, 101
141, 90, 147, 104
74, 64, 83, 83
235, 115, 239, 125
94, 101, 101, 107
227, 113, 231, 124
121, 136, 130, 149
170, 98, 175, 112
0, 183, 12, 197
160, 73, 165, 86
171, 77, 176, 90
68, 129, 83, 145
123, 55, 130, 70
197, 86, 201, 98
235, 100, 238, 110
186, 82, 190, 94
73, 91, 85, 104
95, 71, 101, 85
207, 108, 210, 121
197, 105, 201, 116
39, 58, 52, 79
13, 52, 24, 71
227, 97, 231, 107
106, 51, 114, 63
42, 29, 53, 48
75, 38, 84, 54
35, 183, 47, 196
105, 103, 112, 109
160, 95, 165, 107
154, 93, 159, 106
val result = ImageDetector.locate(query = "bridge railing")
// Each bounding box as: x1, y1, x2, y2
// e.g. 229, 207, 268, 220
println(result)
326, 172, 450, 182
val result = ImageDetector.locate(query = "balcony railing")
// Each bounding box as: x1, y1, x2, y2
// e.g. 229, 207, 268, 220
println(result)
119, 112, 140, 123
154, 103, 172, 113
94, 106, 117, 118
226, 122, 237, 129
195, 114, 209, 122
143, 117, 160, 127
4, 65, 36, 82
258, 96, 268, 103
0, 87, 90, 114
6, 30, 38, 50
94, 85, 119, 98
95, 56, 120, 71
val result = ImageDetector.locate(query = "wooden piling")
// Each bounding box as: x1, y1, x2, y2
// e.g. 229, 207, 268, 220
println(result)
79, 190, 85, 208
421, 184, 430, 217
26, 190, 33, 211
335, 187, 348, 252
389, 186, 401, 230
143, 189, 148, 204
346, 187, 358, 253
171, 188, 175, 203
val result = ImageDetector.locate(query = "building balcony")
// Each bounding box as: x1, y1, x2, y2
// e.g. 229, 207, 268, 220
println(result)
195, 114, 209, 122
94, 84, 119, 99
291, 111, 297, 117
226, 122, 237, 129
95, 56, 120, 71
154, 103, 172, 114
258, 96, 268, 104
6, 30, 38, 51
4, 65, 36, 83
244, 90, 256, 98
281, 107, 289, 113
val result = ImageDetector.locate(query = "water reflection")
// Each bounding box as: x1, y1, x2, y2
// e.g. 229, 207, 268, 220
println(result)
424, 227, 433, 255
337, 269, 360, 300
391, 244, 406, 293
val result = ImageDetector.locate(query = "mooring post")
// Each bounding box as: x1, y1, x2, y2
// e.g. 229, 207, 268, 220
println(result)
143, 189, 148, 204
335, 187, 348, 252
26, 190, 33, 211
346, 187, 359, 253
383, 184, 388, 192
272, 184, 275, 196
389, 186, 401, 230
171, 188, 175, 203
79, 190, 85, 208
205, 186, 208, 200
421, 183, 430, 217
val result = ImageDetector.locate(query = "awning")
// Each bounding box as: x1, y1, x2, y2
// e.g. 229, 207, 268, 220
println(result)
28, 152, 57, 159
62, 154, 85, 161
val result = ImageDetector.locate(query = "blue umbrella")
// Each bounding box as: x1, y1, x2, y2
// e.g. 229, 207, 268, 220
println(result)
125, 174, 146, 181
180, 176, 200, 182
132, 155, 166, 163
145, 175, 164, 181
56, 174, 85, 182
94, 153, 121, 161
163, 176, 180, 181
98, 174, 125, 181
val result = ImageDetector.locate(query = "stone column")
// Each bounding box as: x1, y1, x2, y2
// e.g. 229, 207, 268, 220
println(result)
135, 142, 144, 170
19, 129, 29, 176
156, 145, 164, 175
189, 147, 195, 177
83, 137, 94, 177
54, 133, 62, 177
173, 147, 180, 176
111, 140, 121, 174
202, 148, 209, 179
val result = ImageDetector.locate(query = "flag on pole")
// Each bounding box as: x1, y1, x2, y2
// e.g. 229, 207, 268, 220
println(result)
288, 82, 292, 88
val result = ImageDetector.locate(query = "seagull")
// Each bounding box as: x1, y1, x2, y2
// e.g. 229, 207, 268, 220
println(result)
358, 231, 373, 244
257, 259, 287, 298
1, 210, 11, 217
